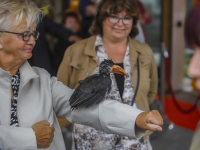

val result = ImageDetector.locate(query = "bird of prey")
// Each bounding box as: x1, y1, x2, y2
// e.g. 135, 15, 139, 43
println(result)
69, 59, 126, 110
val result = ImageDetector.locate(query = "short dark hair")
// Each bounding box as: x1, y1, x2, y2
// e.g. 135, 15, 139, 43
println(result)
185, 3, 200, 48
62, 11, 81, 25
90, 0, 140, 38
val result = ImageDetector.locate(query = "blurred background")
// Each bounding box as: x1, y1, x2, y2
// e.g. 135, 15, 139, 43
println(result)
32, 0, 200, 149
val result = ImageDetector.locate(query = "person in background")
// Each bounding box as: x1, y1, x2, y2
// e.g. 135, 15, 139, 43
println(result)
29, 16, 77, 75
79, 0, 98, 38
29, 0, 81, 75
134, 22, 145, 43
0, 1, 163, 149
57, 0, 158, 149
136, 0, 152, 42
54, 11, 82, 73
185, 2, 200, 150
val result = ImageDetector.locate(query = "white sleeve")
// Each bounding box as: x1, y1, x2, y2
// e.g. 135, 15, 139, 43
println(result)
51, 77, 146, 138
0, 125, 37, 150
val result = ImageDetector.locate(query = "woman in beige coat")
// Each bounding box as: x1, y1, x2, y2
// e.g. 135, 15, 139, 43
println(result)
57, 0, 158, 149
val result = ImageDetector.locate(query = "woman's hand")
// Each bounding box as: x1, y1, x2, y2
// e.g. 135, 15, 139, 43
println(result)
32, 120, 55, 148
136, 110, 163, 132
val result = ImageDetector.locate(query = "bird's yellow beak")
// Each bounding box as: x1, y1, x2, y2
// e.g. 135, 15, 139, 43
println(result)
110, 64, 127, 76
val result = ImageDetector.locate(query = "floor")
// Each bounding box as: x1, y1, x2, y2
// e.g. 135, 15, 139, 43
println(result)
151, 125, 194, 150
150, 91, 199, 150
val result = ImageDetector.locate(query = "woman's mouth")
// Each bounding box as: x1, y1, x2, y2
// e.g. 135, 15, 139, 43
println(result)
113, 28, 124, 33
24, 49, 32, 52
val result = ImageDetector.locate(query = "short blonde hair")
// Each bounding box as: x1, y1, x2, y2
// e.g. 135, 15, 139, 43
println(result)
0, 0, 43, 31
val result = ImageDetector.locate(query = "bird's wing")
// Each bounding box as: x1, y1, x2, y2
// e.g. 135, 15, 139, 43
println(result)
69, 74, 112, 110
69, 75, 97, 103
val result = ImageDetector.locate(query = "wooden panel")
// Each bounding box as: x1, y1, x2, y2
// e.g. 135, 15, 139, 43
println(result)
171, 0, 186, 91
161, 0, 172, 54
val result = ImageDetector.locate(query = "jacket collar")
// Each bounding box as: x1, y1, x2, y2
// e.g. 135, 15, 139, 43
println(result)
19, 61, 39, 84
0, 61, 38, 86
128, 36, 141, 67
0, 61, 38, 125
0, 67, 11, 87
84, 36, 97, 58
83, 35, 141, 66
128, 36, 142, 54
83, 35, 141, 53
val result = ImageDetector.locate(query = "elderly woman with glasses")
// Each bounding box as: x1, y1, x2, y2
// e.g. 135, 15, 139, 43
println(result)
57, 0, 158, 149
0, 0, 163, 150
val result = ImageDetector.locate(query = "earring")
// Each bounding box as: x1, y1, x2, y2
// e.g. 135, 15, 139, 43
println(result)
0, 45, 2, 49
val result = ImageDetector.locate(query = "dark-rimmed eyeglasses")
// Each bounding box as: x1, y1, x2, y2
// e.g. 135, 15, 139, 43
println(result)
0, 31, 40, 41
108, 15, 133, 25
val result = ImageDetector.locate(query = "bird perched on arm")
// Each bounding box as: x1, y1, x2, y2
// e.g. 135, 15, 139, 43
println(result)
69, 59, 126, 110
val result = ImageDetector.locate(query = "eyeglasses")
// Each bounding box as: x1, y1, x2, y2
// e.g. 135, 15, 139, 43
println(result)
0, 31, 40, 41
108, 15, 133, 25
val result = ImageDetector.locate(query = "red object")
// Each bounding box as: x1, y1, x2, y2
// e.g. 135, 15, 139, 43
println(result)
136, 1, 152, 24
164, 96, 200, 131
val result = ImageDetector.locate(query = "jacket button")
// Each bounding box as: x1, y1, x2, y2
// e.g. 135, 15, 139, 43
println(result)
141, 61, 144, 65
77, 64, 80, 67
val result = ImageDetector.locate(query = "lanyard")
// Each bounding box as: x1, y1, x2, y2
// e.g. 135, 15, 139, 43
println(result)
131, 57, 140, 106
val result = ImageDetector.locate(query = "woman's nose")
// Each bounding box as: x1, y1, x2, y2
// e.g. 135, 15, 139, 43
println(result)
27, 35, 36, 46
117, 19, 124, 25
188, 51, 200, 78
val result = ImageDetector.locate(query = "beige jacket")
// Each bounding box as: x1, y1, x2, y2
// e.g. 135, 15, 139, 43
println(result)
57, 36, 158, 139
0, 61, 145, 150
190, 122, 200, 150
